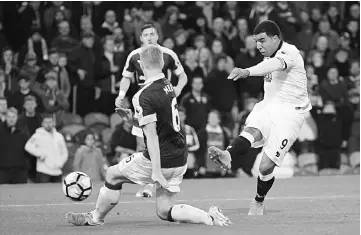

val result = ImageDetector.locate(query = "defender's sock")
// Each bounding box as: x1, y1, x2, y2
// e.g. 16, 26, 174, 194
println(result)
92, 183, 122, 221
226, 133, 253, 158
168, 204, 213, 225
255, 173, 275, 203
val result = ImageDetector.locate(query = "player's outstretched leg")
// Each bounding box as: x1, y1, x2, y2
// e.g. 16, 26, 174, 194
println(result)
209, 130, 259, 169
155, 186, 231, 226
66, 165, 132, 226
249, 153, 276, 216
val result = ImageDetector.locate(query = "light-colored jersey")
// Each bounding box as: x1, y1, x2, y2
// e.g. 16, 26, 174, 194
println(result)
263, 41, 311, 112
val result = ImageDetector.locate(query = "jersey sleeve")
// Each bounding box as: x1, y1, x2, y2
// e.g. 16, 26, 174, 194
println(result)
122, 51, 136, 79
168, 49, 184, 76
134, 94, 157, 127
275, 47, 297, 71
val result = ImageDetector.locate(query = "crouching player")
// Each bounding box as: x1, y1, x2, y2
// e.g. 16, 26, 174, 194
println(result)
66, 45, 231, 227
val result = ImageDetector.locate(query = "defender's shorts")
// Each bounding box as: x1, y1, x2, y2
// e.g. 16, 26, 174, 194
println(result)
244, 101, 306, 166
118, 152, 187, 192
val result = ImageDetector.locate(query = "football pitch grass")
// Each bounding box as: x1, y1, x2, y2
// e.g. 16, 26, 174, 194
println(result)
0, 175, 359, 235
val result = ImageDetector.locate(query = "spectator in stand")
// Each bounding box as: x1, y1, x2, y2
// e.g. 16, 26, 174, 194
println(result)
9, 74, 43, 113
0, 97, 7, 125
162, 37, 175, 50
346, 4, 360, 23
19, 1, 43, 45
310, 36, 335, 68
311, 19, 339, 51
229, 18, 249, 60
35, 48, 59, 86
51, 20, 79, 55
345, 20, 360, 50
247, 2, 274, 32
20, 53, 41, 86
197, 110, 230, 175
162, 6, 183, 39
57, 53, 71, 99
346, 60, 360, 110
339, 32, 359, 60
99, 10, 119, 37
319, 67, 354, 143
180, 76, 211, 132
37, 69, 69, 126
18, 27, 48, 67
193, 15, 211, 42
96, 36, 126, 115
80, 15, 102, 56
298, 10, 314, 53
308, 51, 328, 81
205, 56, 238, 130
210, 39, 234, 73
1, 47, 19, 94
68, 32, 97, 117
333, 48, 350, 78
73, 131, 107, 182
269, 1, 301, 46
109, 117, 137, 164
0, 68, 12, 100
173, 29, 188, 57
234, 35, 263, 98
310, 8, 323, 33
180, 48, 205, 97
0, 107, 29, 184
209, 17, 230, 56
327, 6, 342, 33
198, 47, 213, 77
306, 65, 323, 109
17, 95, 42, 182
44, 1, 72, 38
113, 27, 128, 53
25, 113, 68, 183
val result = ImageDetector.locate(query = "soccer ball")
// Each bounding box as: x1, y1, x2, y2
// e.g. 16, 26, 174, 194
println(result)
63, 172, 92, 201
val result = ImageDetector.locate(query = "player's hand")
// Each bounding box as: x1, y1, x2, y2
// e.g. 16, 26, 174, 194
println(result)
115, 95, 124, 108
152, 172, 169, 190
227, 68, 250, 81
115, 107, 133, 121
173, 86, 181, 97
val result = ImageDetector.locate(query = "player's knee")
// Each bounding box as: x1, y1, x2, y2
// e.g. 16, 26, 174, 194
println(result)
105, 166, 122, 185
259, 155, 276, 176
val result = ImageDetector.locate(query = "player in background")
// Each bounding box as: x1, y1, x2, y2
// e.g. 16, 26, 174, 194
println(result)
209, 20, 311, 215
115, 24, 188, 198
66, 45, 231, 227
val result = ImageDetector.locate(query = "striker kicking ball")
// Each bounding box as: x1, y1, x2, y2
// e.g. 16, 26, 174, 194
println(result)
62, 172, 92, 201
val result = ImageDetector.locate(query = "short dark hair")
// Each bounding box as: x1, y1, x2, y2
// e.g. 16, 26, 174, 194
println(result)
141, 23, 156, 33
41, 113, 54, 121
253, 20, 281, 38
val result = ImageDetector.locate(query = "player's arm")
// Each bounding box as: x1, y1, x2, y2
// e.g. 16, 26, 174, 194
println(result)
143, 122, 162, 173
228, 49, 294, 80
169, 49, 187, 96
116, 51, 136, 104
136, 96, 169, 188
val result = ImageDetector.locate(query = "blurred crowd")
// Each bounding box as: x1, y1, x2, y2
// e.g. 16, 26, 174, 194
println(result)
0, 1, 359, 184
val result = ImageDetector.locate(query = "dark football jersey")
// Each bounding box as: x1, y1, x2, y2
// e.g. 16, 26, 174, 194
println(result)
132, 73, 187, 168
122, 45, 184, 86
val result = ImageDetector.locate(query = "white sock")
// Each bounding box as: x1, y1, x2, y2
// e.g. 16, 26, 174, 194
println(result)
170, 204, 213, 225
92, 186, 121, 221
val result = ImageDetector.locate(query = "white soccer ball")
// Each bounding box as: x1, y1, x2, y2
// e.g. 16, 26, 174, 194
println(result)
62, 172, 92, 201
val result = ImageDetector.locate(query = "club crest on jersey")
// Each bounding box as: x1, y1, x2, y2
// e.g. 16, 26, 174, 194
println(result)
134, 105, 143, 120
264, 73, 272, 82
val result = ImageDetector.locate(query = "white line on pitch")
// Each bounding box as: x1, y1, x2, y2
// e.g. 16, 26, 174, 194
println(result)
0, 195, 358, 208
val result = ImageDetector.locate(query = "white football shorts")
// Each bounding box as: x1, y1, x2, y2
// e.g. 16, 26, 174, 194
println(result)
244, 101, 306, 166
118, 152, 187, 192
